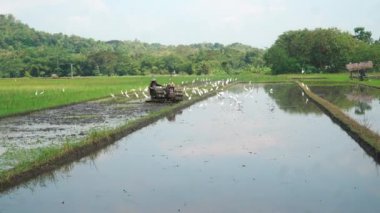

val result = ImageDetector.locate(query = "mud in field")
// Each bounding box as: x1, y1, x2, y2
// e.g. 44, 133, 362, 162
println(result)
0, 97, 168, 163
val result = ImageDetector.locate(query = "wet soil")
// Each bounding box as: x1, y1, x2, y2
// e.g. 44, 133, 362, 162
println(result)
0, 97, 168, 168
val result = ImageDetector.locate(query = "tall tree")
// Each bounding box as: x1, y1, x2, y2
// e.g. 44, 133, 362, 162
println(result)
353, 27, 373, 44
265, 28, 361, 74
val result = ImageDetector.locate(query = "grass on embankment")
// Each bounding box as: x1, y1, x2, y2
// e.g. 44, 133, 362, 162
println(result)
0, 81, 235, 191
238, 72, 380, 88
290, 73, 380, 87
297, 81, 380, 155
238, 72, 380, 87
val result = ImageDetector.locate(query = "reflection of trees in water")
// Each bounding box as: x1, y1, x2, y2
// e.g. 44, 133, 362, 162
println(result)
350, 85, 374, 115
311, 85, 356, 109
311, 84, 379, 115
354, 102, 372, 115
264, 84, 322, 115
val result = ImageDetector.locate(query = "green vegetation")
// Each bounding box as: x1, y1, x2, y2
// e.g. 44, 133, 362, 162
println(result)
264, 28, 380, 74
0, 14, 264, 78
2, 14, 379, 77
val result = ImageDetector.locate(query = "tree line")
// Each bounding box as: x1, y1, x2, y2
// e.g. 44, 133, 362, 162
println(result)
2, 14, 379, 77
264, 27, 380, 74
0, 14, 265, 78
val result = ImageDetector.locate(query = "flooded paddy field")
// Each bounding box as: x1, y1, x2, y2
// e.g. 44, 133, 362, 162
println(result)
1, 84, 380, 212
310, 84, 380, 133
0, 97, 168, 170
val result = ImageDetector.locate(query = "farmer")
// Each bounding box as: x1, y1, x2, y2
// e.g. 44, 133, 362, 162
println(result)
149, 79, 162, 96
359, 69, 366, 81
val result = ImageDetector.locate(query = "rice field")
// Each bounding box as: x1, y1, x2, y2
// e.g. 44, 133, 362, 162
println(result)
1, 73, 380, 118
2, 83, 380, 212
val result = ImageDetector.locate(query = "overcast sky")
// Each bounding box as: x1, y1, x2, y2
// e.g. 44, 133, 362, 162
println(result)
1, 0, 379, 48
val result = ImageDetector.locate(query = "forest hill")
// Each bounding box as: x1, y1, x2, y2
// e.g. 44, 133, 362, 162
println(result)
0, 14, 379, 78
0, 14, 264, 78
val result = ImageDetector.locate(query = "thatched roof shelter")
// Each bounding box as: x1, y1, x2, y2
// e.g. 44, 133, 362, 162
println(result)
346, 61, 373, 72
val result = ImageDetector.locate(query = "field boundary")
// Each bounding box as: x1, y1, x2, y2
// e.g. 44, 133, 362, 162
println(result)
296, 81, 380, 161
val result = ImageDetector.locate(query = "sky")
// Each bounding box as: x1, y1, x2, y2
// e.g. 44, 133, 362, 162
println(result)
1, 0, 379, 48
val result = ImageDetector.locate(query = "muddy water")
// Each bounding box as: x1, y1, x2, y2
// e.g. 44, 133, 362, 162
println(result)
1, 84, 380, 213
310, 85, 380, 133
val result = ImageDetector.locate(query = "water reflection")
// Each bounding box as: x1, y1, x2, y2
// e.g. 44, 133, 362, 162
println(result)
166, 110, 183, 122
1, 84, 380, 213
354, 102, 371, 115
310, 84, 380, 132
0, 141, 120, 195
264, 84, 322, 115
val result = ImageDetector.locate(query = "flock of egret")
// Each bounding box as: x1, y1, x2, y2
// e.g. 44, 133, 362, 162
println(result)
34, 88, 65, 96
31, 79, 311, 114
32, 78, 240, 100
109, 78, 238, 101
32, 77, 295, 111
117, 87, 150, 99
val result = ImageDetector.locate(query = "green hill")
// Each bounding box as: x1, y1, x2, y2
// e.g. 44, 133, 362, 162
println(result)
0, 14, 264, 78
